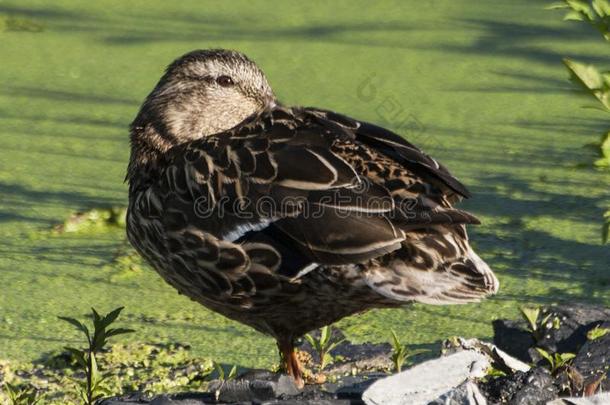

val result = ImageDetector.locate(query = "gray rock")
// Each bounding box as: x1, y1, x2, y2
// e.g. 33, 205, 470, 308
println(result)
509, 367, 558, 405
209, 373, 301, 403
362, 350, 490, 405
547, 392, 610, 404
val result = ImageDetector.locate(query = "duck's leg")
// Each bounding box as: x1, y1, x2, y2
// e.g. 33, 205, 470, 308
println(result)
277, 338, 304, 389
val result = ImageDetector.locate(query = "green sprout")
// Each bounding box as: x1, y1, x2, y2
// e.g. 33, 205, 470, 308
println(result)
213, 362, 238, 381
211, 362, 238, 402
389, 329, 426, 373
587, 325, 610, 340
535, 348, 576, 374
480, 366, 508, 383
519, 306, 554, 341
3, 383, 43, 405
58, 307, 134, 405
304, 326, 344, 370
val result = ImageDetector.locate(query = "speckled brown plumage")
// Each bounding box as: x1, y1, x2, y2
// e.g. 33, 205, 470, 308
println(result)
126, 49, 498, 386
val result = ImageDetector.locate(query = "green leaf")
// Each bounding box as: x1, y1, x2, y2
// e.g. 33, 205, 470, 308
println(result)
558, 352, 576, 362
58, 316, 91, 342
213, 361, 225, 380
90, 351, 101, 386
390, 329, 402, 351
304, 333, 316, 349
535, 347, 554, 367
552, 317, 561, 330
566, 0, 595, 20
563, 58, 610, 110
91, 307, 103, 331
519, 306, 540, 332
564, 10, 586, 20
227, 365, 237, 380
320, 352, 333, 369
105, 327, 135, 338
320, 325, 330, 347
593, 0, 610, 16
546, 1, 570, 10
587, 325, 610, 340
101, 306, 125, 329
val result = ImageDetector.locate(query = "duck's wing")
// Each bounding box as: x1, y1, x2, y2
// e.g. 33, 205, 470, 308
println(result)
303, 107, 470, 202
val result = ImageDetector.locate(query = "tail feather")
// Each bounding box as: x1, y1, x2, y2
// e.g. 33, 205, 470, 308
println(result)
362, 227, 499, 304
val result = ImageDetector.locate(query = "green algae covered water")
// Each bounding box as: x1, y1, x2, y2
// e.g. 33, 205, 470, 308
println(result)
0, 0, 608, 370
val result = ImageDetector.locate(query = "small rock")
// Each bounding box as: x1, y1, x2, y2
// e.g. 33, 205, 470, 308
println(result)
362, 350, 490, 405
572, 321, 610, 394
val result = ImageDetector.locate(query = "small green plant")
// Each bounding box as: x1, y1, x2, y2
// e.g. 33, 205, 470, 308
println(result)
213, 362, 238, 381
304, 326, 344, 370
211, 362, 238, 401
535, 348, 576, 374
587, 325, 610, 340
519, 306, 553, 341
58, 307, 134, 405
480, 366, 508, 383
3, 383, 43, 405
389, 329, 426, 373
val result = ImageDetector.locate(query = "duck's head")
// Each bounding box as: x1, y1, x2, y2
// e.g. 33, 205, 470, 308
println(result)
128, 49, 276, 178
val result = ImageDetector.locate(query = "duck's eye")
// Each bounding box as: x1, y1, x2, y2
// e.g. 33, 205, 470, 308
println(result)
216, 75, 234, 87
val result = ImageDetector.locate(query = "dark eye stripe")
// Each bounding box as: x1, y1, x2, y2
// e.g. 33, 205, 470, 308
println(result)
216, 75, 235, 87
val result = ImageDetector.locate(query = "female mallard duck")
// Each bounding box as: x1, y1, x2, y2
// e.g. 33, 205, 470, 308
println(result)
126, 49, 498, 387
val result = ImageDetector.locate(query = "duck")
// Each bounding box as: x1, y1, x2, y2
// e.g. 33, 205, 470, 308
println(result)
125, 49, 499, 388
